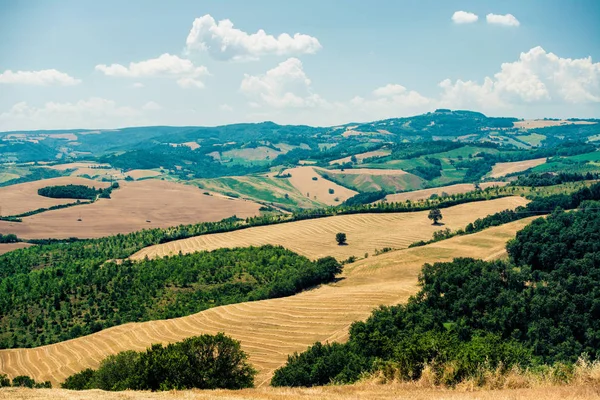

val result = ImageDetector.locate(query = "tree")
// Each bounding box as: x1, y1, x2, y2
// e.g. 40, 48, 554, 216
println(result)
350, 155, 358, 164
336, 232, 347, 245
428, 208, 443, 225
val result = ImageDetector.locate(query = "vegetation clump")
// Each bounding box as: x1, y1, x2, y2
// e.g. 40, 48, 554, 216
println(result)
0, 246, 341, 348
272, 207, 600, 388
61, 333, 255, 391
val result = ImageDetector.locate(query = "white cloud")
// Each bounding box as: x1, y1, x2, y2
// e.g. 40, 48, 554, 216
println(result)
186, 14, 322, 61
219, 104, 233, 112
241, 58, 329, 108
438, 46, 600, 112
452, 11, 479, 24
176, 77, 205, 89
0, 98, 151, 130
0, 69, 81, 86
132, 82, 144, 88
486, 13, 520, 27
96, 53, 209, 88
373, 84, 408, 97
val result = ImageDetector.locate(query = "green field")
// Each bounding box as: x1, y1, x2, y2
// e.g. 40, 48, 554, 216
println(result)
195, 175, 321, 210
318, 170, 424, 193
516, 133, 546, 146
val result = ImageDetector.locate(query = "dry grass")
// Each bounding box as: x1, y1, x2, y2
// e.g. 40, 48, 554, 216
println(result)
131, 196, 528, 261
3, 383, 600, 399
46, 162, 111, 171
125, 170, 161, 180
282, 166, 357, 205
514, 120, 597, 129
384, 182, 508, 203
0, 207, 534, 387
329, 149, 391, 165
0, 180, 261, 239
489, 158, 547, 178
0, 242, 33, 255
0, 177, 110, 216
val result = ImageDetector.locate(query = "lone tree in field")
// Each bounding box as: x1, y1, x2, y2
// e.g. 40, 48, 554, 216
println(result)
336, 232, 347, 245
428, 208, 443, 225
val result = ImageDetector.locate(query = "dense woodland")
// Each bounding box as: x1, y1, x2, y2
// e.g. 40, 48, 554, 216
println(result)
62, 333, 255, 391
0, 246, 341, 348
271, 205, 600, 387
37, 182, 119, 200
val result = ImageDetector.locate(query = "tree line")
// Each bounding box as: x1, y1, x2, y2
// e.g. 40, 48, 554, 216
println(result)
0, 245, 341, 348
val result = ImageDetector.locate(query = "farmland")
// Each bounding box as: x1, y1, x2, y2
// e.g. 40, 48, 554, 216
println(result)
489, 158, 547, 178
282, 166, 358, 205
0, 243, 32, 255
0, 180, 261, 239
131, 196, 528, 261
0, 177, 110, 216
383, 182, 508, 202
329, 148, 391, 165
513, 119, 597, 129
318, 167, 424, 193
0, 217, 536, 386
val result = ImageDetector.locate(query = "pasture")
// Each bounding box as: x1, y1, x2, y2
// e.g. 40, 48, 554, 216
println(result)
0, 217, 537, 387
319, 168, 424, 193
329, 148, 391, 165
0, 180, 261, 239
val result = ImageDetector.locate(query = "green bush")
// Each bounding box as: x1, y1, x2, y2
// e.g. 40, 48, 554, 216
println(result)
62, 334, 256, 391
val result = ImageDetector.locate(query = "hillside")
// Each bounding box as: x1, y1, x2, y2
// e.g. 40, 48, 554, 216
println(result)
0, 217, 535, 386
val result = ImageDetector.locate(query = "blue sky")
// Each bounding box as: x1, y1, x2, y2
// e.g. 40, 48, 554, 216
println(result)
1, 0, 599, 130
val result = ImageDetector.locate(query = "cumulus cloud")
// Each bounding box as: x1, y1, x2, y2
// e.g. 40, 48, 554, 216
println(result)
438, 46, 600, 112
452, 11, 479, 24
96, 53, 209, 88
240, 58, 329, 108
486, 13, 520, 27
0, 69, 81, 86
0, 98, 151, 130
186, 14, 322, 61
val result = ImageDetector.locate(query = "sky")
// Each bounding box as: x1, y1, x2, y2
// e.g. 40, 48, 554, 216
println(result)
0, 0, 599, 131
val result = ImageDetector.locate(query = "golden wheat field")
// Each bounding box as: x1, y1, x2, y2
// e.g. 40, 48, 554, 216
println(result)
383, 182, 508, 203
489, 158, 547, 178
0, 180, 262, 239
0, 214, 537, 387
0, 242, 32, 255
131, 196, 528, 261
282, 166, 358, 205
125, 170, 162, 180
3, 383, 600, 400
0, 177, 111, 216
513, 119, 597, 129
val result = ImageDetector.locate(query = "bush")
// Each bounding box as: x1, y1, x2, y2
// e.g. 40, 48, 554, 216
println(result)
62, 333, 256, 391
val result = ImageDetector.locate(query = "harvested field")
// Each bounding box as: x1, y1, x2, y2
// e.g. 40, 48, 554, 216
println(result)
181, 141, 200, 150
321, 167, 407, 176
3, 384, 600, 400
329, 149, 391, 165
47, 162, 111, 171
0, 242, 33, 255
125, 169, 161, 180
384, 182, 508, 203
319, 167, 424, 193
283, 166, 357, 205
131, 196, 528, 261
0, 177, 110, 216
0, 217, 537, 387
490, 158, 547, 178
514, 119, 597, 129
47, 162, 125, 180
0, 180, 261, 239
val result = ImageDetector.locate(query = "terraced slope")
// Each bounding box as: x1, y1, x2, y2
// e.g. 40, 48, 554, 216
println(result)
0, 215, 537, 387
131, 196, 528, 261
